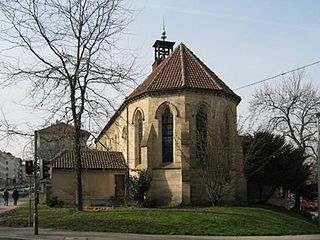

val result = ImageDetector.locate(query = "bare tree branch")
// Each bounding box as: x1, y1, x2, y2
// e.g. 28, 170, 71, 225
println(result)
249, 70, 320, 159
0, 0, 137, 211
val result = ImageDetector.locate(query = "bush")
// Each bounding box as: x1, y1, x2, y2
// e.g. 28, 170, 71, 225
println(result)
129, 170, 151, 206
46, 196, 64, 207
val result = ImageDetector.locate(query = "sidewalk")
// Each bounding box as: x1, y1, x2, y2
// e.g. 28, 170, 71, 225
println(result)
0, 198, 26, 215
0, 226, 320, 240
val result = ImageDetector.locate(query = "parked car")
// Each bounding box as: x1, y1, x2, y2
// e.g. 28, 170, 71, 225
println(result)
18, 188, 29, 197
301, 198, 317, 210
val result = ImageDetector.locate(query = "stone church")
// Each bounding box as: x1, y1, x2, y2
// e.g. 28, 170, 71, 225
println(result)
96, 36, 247, 206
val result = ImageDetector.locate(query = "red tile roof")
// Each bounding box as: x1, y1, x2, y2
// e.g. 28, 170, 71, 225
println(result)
127, 43, 240, 101
51, 150, 126, 170
96, 43, 241, 142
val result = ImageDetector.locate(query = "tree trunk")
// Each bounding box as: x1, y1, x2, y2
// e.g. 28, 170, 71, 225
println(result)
74, 121, 83, 211
293, 192, 301, 210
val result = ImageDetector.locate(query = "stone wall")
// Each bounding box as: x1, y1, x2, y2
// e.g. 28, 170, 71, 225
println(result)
50, 169, 125, 207
97, 90, 247, 206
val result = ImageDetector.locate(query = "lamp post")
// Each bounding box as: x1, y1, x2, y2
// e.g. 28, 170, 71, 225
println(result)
316, 112, 320, 225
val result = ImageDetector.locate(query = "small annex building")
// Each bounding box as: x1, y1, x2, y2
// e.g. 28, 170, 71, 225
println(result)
96, 37, 247, 206
49, 150, 127, 207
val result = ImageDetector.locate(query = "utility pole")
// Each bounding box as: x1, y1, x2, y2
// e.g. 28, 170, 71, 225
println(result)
28, 176, 32, 226
316, 113, 320, 225
34, 130, 39, 235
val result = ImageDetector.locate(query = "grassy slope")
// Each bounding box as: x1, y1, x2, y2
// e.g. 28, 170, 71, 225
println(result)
1, 204, 319, 236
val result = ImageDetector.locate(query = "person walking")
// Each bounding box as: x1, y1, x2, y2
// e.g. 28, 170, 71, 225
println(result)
2, 189, 9, 206
12, 188, 19, 206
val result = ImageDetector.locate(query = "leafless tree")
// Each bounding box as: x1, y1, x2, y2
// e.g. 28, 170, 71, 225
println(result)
178, 110, 232, 206
194, 129, 231, 206
250, 70, 320, 159
0, 0, 136, 210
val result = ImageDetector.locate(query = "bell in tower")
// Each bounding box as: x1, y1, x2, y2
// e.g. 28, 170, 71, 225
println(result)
152, 22, 175, 71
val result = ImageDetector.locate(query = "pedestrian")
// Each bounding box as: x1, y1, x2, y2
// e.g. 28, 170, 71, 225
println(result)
2, 189, 9, 206
12, 188, 19, 206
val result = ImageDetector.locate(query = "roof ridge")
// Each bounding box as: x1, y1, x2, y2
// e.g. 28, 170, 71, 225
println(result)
143, 46, 180, 92
184, 45, 222, 90
184, 46, 236, 93
180, 44, 186, 87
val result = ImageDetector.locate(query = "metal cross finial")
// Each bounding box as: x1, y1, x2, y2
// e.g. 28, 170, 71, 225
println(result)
161, 18, 167, 41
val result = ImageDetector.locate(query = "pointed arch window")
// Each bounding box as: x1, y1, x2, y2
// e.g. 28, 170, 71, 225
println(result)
196, 106, 208, 164
134, 111, 143, 165
122, 126, 127, 140
162, 107, 173, 162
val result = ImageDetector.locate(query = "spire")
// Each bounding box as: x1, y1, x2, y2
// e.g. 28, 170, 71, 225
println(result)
161, 18, 167, 41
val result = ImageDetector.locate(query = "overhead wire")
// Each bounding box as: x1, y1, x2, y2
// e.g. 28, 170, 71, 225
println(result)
233, 60, 320, 91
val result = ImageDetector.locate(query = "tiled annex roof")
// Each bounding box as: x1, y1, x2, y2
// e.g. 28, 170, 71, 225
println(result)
51, 150, 126, 170
127, 43, 240, 102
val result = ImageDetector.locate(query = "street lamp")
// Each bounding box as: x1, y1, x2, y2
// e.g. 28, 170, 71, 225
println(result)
316, 112, 320, 225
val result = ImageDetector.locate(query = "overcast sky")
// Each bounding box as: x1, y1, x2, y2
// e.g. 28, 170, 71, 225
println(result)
0, 0, 319, 158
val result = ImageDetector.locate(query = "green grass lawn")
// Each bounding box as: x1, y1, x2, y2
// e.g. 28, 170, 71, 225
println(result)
1, 203, 319, 236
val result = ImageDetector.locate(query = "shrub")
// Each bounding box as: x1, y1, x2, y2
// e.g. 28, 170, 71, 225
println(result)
129, 170, 151, 206
46, 196, 64, 207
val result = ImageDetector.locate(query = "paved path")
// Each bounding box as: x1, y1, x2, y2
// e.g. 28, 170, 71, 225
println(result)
0, 226, 320, 240
0, 198, 27, 215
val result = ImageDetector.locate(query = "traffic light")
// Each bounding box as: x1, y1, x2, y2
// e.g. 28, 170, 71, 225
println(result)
40, 159, 51, 179
25, 160, 33, 175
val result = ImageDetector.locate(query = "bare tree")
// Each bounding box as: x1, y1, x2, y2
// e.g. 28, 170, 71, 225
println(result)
0, 0, 136, 210
178, 109, 232, 206
250, 70, 320, 159
194, 130, 231, 206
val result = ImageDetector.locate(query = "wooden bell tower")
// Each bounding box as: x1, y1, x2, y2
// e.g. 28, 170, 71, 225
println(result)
152, 22, 175, 70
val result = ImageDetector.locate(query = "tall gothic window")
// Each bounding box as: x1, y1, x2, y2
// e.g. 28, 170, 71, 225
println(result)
135, 111, 143, 165
162, 107, 173, 162
196, 106, 208, 164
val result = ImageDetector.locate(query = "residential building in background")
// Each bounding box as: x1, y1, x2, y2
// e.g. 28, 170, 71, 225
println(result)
37, 122, 91, 162
0, 151, 22, 187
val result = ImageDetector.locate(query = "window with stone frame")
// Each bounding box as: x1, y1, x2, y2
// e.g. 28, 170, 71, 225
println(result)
134, 110, 143, 165
162, 107, 173, 162
122, 126, 127, 140
196, 106, 208, 165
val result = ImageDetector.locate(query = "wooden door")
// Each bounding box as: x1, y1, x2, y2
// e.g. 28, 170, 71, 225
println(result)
115, 175, 125, 198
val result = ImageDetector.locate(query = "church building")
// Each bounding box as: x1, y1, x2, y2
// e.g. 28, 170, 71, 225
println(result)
96, 34, 247, 206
